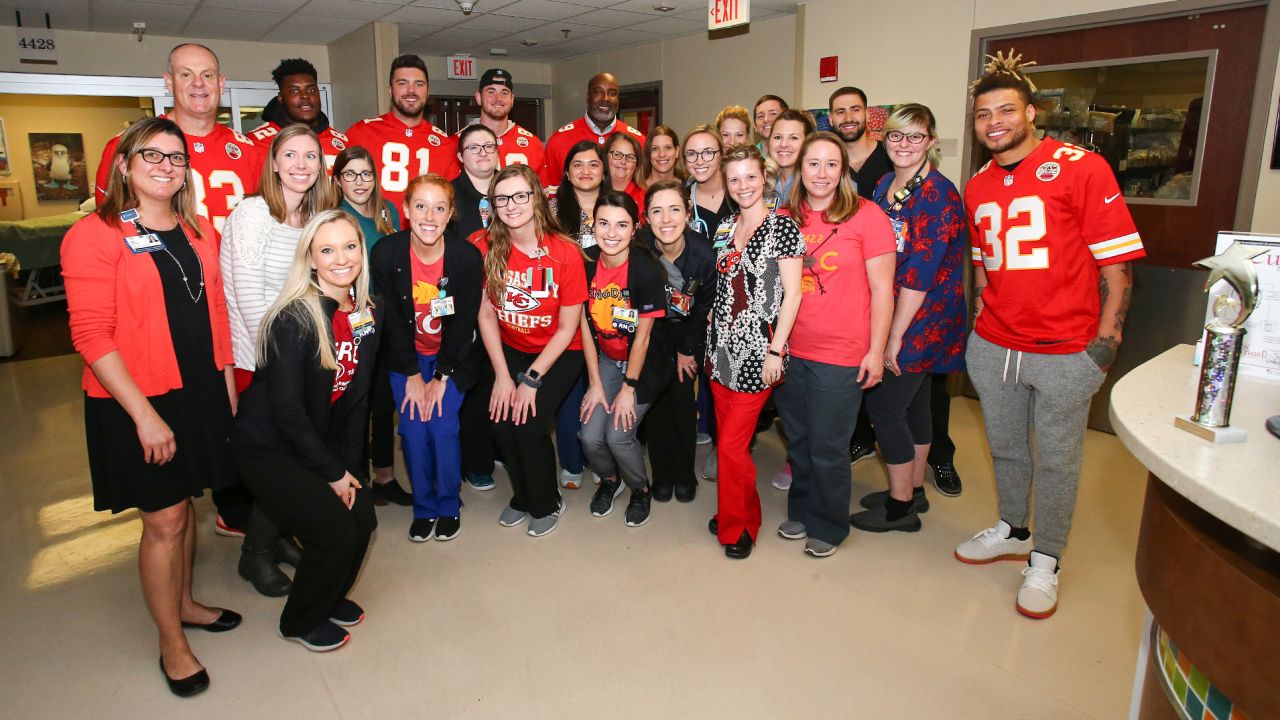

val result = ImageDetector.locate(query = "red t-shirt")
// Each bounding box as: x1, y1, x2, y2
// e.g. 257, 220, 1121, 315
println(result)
588, 259, 664, 362
343, 112, 461, 216
623, 181, 646, 219
410, 247, 446, 357
473, 232, 588, 354
540, 116, 644, 189
249, 121, 350, 173
95, 118, 264, 240
788, 203, 897, 367
965, 137, 1145, 353
494, 122, 545, 171
331, 308, 359, 403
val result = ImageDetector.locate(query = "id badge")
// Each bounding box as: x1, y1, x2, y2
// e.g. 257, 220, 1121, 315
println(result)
668, 288, 692, 316
579, 232, 597, 249
124, 233, 164, 254
891, 218, 907, 253
712, 225, 732, 250
349, 309, 376, 338
611, 306, 639, 332
478, 198, 491, 229
431, 296, 456, 318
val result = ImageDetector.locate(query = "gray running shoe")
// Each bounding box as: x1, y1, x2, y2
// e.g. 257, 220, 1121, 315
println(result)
777, 519, 807, 540
526, 500, 564, 537
701, 449, 717, 482
804, 538, 837, 557
498, 504, 527, 527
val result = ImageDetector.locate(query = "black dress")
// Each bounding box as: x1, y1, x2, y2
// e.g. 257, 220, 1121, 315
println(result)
84, 225, 233, 513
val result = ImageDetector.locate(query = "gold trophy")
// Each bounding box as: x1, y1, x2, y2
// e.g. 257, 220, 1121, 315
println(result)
1174, 242, 1267, 442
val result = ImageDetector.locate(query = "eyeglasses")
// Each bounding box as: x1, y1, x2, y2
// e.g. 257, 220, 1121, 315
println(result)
136, 148, 189, 167
608, 150, 637, 164
885, 131, 929, 145
339, 170, 374, 182
464, 143, 498, 155
684, 148, 720, 163
493, 191, 534, 208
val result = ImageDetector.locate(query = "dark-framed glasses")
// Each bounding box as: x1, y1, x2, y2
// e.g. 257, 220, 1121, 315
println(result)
136, 148, 189, 167
683, 148, 720, 163
464, 143, 498, 155
885, 131, 929, 145
339, 170, 374, 182
493, 191, 534, 208
608, 150, 637, 164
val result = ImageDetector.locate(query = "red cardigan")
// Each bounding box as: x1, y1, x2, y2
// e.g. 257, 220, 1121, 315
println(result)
62, 212, 233, 399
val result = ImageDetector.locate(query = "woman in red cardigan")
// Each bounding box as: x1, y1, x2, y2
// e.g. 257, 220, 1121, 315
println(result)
62, 117, 239, 698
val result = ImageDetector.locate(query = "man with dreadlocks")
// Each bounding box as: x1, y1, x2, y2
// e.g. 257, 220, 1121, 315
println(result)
954, 51, 1144, 619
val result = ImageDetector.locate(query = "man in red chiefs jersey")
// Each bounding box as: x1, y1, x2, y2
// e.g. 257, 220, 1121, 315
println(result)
344, 54, 460, 215
474, 68, 545, 172
249, 58, 348, 171
539, 72, 644, 190
95, 43, 264, 238
954, 53, 1144, 620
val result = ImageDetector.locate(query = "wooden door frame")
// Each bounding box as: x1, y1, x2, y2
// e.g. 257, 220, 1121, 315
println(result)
963, 0, 1279, 232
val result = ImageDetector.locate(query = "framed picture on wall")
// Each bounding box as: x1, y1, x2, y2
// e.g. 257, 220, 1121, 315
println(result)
0, 119, 9, 175
30, 132, 89, 202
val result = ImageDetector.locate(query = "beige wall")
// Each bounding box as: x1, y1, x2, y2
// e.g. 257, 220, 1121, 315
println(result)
328, 24, 387, 130
0, 95, 142, 219
0, 27, 329, 82
1254, 52, 1280, 234
550, 15, 797, 138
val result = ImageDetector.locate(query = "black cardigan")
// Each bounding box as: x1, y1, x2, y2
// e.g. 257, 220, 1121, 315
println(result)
639, 226, 718, 364
232, 295, 382, 484
444, 173, 488, 246
582, 246, 673, 404
369, 231, 484, 391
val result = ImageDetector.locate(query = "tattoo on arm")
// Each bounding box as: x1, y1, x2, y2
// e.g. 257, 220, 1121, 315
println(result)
1086, 335, 1118, 370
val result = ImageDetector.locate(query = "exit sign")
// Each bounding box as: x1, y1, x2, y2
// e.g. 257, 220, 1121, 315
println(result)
709, 0, 749, 31
446, 54, 476, 80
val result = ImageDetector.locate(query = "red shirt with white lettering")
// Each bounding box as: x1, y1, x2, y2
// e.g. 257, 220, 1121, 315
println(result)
471, 231, 588, 354
95, 118, 264, 240
588, 259, 664, 362
495, 122, 546, 172
343, 113, 460, 216
965, 137, 1145, 354
331, 308, 359, 403
540, 116, 644, 189
249, 121, 350, 173
410, 248, 446, 357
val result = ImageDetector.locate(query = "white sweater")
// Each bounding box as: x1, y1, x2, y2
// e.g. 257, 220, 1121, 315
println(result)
219, 196, 303, 371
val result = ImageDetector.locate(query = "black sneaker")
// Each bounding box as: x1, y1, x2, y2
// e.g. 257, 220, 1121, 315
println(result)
408, 518, 435, 542
434, 516, 461, 541
850, 505, 922, 533
930, 462, 963, 497
849, 442, 877, 465
280, 621, 350, 652
590, 478, 624, 517
329, 598, 364, 627
373, 479, 414, 507
859, 489, 930, 513
624, 489, 652, 527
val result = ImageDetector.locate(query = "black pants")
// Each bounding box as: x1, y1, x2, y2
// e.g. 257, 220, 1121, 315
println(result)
645, 371, 698, 494
491, 346, 584, 519
863, 371, 931, 465
233, 439, 376, 637
459, 358, 497, 477
368, 355, 396, 471
852, 372, 955, 463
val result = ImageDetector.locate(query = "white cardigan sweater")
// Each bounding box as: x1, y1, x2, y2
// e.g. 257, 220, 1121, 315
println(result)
219, 196, 303, 371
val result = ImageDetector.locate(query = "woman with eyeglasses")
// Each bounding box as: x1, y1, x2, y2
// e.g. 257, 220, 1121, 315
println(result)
63, 117, 239, 697
705, 143, 804, 560
222, 123, 335, 597
332, 146, 411, 509
773, 131, 895, 557
767, 109, 815, 206
849, 104, 967, 534
715, 105, 751, 148
753, 95, 789, 154
605, 132, 646, 215
578, 192, 667, 526
371, 174, 484, 542
636, 125, 685, 189
638, 180, 717, 503
474, 164, 587, 538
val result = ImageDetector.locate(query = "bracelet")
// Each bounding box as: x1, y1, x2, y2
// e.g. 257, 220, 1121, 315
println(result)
623, 376, 639, 388
516, 371, 543, 389
767, 348, 784, 358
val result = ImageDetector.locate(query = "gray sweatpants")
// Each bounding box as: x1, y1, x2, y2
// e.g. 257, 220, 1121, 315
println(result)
965, 332, 1106, 559
580, 352, 653, 491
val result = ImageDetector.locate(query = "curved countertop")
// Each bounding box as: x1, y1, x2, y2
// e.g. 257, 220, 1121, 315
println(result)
1110, 344, 1280, 551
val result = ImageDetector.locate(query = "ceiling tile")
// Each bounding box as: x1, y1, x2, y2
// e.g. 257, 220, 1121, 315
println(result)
178, 19, 272, 41
609, 0, 692, 15
502, 19, 604, 44
491, 0, 592, 22
628, 14, 701, 34
260, 14, 366, 42
92, 15, 188, 35
572, 7, 653, 28
126, 0, 202, 6
453, 11, 540, 32
397, 22, 449, 38
551, 0, 621, 8
188, 5, 288, 25
201, 0, 308, 11
380, 3, 468, 25
297, 0, 399, 20
93, 0, 195, 22
421, 24, 509, 42
0, 0, 91, 26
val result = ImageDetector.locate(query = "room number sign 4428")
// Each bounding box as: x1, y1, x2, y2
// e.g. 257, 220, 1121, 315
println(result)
18, 37, 55, 50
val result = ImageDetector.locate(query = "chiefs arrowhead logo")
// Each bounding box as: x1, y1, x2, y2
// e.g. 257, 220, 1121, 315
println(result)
503, 285, 540, 312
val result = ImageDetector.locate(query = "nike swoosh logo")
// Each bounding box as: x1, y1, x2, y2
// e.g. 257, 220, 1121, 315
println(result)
1104, 193, 1120, 204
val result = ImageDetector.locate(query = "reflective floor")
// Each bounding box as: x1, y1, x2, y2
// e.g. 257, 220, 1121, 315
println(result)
1, 354, 1148, 719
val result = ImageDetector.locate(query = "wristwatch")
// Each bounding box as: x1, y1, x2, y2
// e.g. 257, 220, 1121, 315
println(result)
432, 369, 450, 382
623, 376, 639, 388
517, 371, 544, 389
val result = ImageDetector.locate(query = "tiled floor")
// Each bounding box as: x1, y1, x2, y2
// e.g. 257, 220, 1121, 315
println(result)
1, 354, 1150, 719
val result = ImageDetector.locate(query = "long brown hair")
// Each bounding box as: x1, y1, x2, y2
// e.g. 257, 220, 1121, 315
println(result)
482, 164, 558, 304
332, 145, 394, 235
637, 125, 686, 187
96, 117, 203, 239
785, 131, 860, 224
259, 123, 336, 224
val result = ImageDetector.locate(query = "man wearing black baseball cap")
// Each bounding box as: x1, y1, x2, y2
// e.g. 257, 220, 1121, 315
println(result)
474, 67, 544, 171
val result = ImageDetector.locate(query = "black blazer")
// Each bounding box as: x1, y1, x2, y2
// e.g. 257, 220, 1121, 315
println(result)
369, 231, 484, 391
583, 246, 673, 404
638, 226, 718, 364
233, 295, 383, 484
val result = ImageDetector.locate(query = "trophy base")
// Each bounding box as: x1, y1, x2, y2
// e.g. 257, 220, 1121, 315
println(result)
1174, 415, 1248, 443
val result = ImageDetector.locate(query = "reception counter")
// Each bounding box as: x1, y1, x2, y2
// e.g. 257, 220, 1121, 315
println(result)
1110, 345, 1279, 720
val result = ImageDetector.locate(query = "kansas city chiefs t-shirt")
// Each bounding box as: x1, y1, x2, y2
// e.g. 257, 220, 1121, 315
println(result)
472, 232, 587, 354
409, 247, 446, 357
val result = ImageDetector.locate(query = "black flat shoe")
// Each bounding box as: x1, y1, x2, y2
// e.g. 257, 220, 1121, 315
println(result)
724, 529, 753, 559
674, 484, 697, 503
160, 656, 209, 698
651, 484, 674, 503
707, 516, 718, 537
181, 608, 242, 633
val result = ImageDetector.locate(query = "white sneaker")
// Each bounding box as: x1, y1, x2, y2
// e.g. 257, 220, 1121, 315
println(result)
559, 469, 583, 489
1017, 551, 1060, 619
696, 432, 712, 446
954, 520, 1032, 564
770, 463, 792, 491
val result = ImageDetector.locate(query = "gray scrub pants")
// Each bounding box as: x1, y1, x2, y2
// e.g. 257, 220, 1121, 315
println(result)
580, 352, 653, 491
